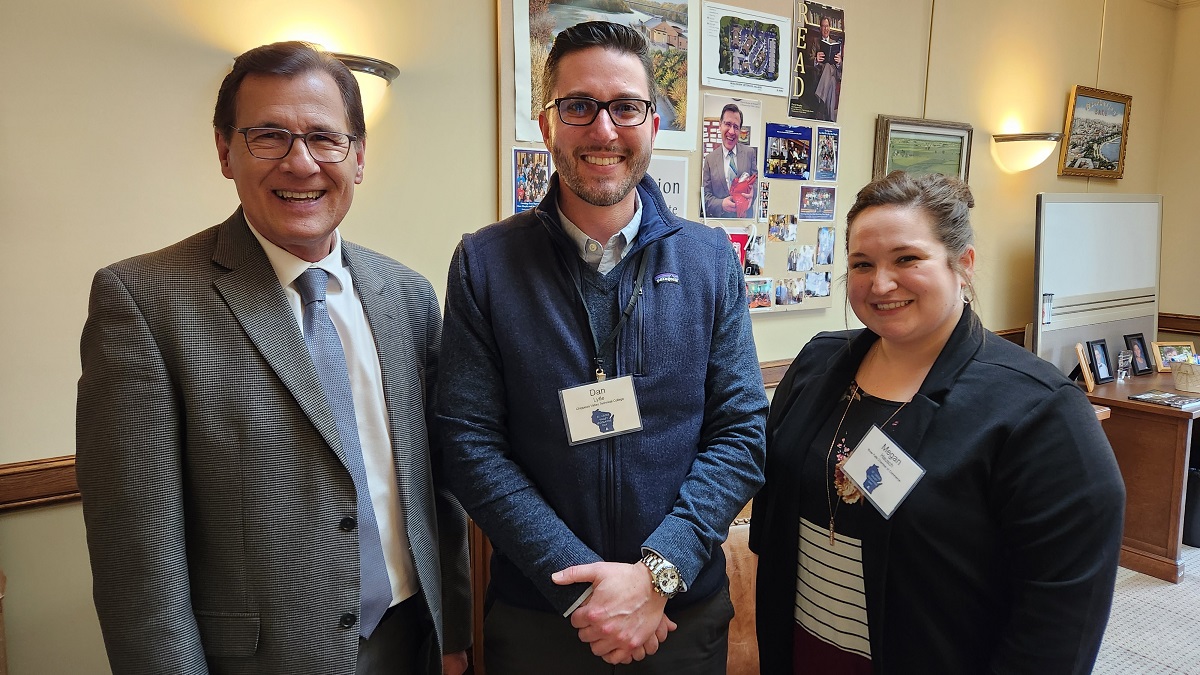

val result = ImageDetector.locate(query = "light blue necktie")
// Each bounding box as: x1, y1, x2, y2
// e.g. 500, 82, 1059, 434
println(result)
295, 268, 392, 638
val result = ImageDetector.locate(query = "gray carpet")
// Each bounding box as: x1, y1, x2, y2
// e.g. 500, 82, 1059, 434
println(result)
1094, 545, 1200, 674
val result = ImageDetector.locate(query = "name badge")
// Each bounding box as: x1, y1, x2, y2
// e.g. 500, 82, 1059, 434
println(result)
841, 425, 925, 519
558, 375, 643, 445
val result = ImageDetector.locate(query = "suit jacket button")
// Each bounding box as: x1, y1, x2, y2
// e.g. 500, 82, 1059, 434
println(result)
340, 516, 357, 531
340, 613, 357, 629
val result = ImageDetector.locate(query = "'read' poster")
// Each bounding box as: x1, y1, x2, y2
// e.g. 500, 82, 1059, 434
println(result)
789, 2, 846, 122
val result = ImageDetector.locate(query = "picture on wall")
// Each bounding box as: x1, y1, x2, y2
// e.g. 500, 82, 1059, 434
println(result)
800, 186, 836, 221
513, 147, 552, 214
1058, 85, 1132, 179
764, 123, 812, 180
815, 126, 840, 181
767, 214, 798, 242
512, 0, 699, 150
873, 115, 973, 182
700, 94, 762, 220
701, 3, 791, 97
747, 277, 774, 311
775, 277, 805, 305
789, 1, 846, 122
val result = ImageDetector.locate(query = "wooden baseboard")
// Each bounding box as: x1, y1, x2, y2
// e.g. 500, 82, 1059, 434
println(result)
0, 456, 79, 512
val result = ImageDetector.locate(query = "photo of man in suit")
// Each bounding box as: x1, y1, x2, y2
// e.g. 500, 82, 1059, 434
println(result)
701, 103, 759, 219
76, 42, 470, 675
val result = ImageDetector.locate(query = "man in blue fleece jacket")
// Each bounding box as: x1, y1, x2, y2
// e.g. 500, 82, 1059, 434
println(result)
437, 21, 767, 674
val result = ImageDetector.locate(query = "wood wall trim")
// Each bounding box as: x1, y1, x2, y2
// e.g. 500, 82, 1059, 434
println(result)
0, 455, 79, 512
1159, 313, 1200, 336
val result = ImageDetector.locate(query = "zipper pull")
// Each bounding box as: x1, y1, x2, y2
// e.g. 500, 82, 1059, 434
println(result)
595, 358, 606, 382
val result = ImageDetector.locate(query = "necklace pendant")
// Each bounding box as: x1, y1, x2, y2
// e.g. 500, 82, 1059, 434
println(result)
829, 520, 836, 547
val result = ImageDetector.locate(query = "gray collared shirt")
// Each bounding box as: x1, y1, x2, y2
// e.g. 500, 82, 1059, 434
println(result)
557, 193, 643, 275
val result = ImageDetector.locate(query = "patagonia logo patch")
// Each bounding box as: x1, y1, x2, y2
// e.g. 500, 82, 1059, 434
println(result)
654, 273, 680, 284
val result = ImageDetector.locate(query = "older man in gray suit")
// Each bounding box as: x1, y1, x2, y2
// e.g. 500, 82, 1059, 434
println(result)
76, 42, 470, 675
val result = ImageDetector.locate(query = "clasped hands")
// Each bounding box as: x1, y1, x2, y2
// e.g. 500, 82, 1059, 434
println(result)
552, 561, 678, 665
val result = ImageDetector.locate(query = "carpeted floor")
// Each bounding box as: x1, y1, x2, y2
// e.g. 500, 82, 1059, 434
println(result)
1093, 545, 1200, 674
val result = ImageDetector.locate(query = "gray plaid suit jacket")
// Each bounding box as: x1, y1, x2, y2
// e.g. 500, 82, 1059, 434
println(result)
76, 209, 471, 675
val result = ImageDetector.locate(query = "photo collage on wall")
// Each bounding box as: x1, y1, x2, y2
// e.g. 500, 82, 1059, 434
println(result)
511, 0, 846, 315
698, 1, 845, 314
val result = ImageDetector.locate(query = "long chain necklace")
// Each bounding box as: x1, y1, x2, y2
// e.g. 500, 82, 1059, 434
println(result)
824, 382, 907, 546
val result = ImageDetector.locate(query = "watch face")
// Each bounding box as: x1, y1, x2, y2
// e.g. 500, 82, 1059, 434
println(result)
659, 568, 681, 594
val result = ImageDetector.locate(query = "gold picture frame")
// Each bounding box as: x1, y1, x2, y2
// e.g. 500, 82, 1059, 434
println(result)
1149, 341, 1197, 373
1057, 85, 1132, 179
872, 115, 972, 182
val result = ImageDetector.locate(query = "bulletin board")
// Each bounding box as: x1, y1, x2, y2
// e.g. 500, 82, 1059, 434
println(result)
497, 0, 848, 316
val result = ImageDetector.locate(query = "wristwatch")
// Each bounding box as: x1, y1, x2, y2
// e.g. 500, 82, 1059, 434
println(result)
641, 552, 682, 599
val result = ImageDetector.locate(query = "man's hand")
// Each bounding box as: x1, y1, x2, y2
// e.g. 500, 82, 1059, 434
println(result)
815, 50, 826, 64
722, 196, 737, 214
552, 562, 678, 664
442, 650, 468, 675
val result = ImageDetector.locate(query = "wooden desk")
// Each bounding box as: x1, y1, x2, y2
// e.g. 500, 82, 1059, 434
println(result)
1086, 373, 1198, 583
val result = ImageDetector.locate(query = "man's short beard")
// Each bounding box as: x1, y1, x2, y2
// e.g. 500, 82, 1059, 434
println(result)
551, 144, 651, 208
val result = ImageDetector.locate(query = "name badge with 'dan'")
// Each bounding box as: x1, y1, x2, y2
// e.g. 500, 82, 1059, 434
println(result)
558, 375, 643, 445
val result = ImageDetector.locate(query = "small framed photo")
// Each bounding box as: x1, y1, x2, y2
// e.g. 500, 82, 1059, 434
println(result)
1058, 85, 1132, 179
1086, 339, 1114, 384
1123, 333, 1154, 375
1150, 341, 1197, 372
872, 115, 973, 182
1074, 343, 1095, 393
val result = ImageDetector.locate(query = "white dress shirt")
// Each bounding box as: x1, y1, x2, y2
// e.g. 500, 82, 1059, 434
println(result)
247, 220, 417, 606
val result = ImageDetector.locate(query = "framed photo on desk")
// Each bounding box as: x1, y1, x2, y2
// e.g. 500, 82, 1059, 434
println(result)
1150, 341, 1196, 372
1086, 339, 1115, 384
1123, 333, 1153, 375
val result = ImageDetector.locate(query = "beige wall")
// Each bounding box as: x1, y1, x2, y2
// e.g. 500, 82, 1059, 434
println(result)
0, 0, 1191, 672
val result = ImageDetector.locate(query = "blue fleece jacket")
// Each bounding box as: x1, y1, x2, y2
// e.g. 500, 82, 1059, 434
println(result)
436, 174, 767, 614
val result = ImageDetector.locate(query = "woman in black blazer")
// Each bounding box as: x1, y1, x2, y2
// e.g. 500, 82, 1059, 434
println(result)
750, 171, 1125, 674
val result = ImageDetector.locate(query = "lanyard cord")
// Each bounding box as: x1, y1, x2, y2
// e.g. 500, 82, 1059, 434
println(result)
553, 241, 652, 382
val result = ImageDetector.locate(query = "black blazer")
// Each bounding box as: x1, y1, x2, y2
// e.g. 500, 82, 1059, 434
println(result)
750, 308, 1125, 674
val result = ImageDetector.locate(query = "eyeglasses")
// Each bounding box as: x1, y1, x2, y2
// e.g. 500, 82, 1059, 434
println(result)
543, 97, 654, 127
233, 127, 359, 163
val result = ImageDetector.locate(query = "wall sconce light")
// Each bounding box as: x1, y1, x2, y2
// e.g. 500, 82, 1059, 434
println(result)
991, 132, 1063, 173
330, 53, 400, 84
330, 52, 399, 125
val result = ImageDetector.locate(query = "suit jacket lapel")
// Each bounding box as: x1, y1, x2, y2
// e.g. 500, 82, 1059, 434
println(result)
343, 244, 418, 497
211, 210, 350, 468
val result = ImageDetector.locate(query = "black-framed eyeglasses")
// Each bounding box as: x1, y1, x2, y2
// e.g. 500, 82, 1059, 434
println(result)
233, 127, 359, 163
543, 97, 654, 127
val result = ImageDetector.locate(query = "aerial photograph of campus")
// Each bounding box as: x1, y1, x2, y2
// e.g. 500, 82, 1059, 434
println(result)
1061, 95, 1127, 171
717, 16, 781, 83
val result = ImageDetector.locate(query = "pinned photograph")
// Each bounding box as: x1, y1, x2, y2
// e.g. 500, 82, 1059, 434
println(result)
702, 3, 791, 97
789, 244, 815, 272
700, 94, 762, 219
767, 214, 798, 242
805, 271, 831, 298
764, 123, 812, 180
747, 277, 774, 311
513, 147, 552, 213
816, 126, 840, 181
816, 226, 835, 265
775, 277, 804, 305
800, 185, 836, 221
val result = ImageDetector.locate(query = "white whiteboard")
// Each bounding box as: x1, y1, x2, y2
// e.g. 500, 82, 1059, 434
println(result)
1034, 193, 1162, 375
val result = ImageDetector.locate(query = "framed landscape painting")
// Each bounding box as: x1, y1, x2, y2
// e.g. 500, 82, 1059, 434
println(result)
873, 115, 972, 182
1058, 85, 1132, 179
